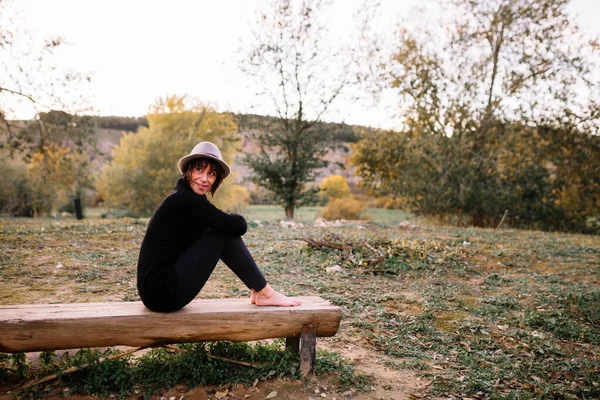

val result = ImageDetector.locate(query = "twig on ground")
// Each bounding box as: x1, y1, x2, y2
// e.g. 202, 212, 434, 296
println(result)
161, 344, 262, 368
293, 236, 352, 251
19, 346, 148, 390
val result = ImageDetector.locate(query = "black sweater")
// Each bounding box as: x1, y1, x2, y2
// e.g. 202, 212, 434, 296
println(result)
136, 178, 247, 307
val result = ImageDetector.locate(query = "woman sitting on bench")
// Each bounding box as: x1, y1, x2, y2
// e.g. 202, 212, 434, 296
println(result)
137, 141, 301, 312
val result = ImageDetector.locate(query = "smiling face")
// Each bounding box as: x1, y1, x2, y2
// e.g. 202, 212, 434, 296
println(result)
185, 158, 222, 196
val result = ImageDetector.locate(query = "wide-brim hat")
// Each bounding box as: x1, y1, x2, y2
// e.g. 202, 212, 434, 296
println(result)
177, 141, 231, 179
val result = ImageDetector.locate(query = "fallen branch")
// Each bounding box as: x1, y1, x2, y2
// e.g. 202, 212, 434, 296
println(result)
161, 345, 262, 368
19, 346, 148, 390
294, 236, 352, 251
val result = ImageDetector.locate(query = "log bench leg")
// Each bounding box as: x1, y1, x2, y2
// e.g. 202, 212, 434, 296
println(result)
300, 323, 317, 377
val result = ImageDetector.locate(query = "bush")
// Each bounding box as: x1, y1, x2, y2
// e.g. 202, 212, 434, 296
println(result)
319, 175, 351, 202
369, 196, 407, 210
320, 196, 368, 220
0, 157, 32, 216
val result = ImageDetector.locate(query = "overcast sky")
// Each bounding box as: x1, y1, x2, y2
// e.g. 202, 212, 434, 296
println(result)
4, 0, 600, 129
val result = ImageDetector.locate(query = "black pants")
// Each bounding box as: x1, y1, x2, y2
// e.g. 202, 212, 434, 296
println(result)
153, 230, 267, 312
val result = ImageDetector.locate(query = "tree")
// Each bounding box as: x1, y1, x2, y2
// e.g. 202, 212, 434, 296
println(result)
386, 0, 599, 136
239, 0, 378, 219
0, 0, 93, 156
97, 96, 247, 215
351, 0, 600, 231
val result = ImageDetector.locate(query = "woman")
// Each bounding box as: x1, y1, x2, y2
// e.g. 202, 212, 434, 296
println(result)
137, 141, 301, 312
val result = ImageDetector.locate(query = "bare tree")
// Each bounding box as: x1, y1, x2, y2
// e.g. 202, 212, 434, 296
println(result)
238, 0, 379, 219
0, 0, 93, 157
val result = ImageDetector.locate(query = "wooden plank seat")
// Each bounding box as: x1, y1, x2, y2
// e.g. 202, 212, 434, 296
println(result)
0, 296, 341, 376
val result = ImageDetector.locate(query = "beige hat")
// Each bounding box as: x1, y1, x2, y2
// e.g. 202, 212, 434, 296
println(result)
177, 141, 231, 179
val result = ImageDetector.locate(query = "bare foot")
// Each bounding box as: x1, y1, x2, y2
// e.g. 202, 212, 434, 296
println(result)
255, 284, 301, 307
250, 289, 257, 304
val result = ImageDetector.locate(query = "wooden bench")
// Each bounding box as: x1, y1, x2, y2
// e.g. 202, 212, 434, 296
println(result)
0, 296, 341, 377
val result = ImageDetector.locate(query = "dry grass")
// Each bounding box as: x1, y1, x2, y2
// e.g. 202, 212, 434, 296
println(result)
1, 216, 599, 399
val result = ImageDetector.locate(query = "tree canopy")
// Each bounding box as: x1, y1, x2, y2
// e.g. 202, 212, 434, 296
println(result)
97, 96, 246, 215
351, 0, 600, 233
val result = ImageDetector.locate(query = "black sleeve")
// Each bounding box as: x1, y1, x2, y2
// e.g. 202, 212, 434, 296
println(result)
186, 193, 247, 236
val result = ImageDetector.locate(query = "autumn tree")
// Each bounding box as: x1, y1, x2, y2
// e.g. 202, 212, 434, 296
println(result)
0, 1, 94, 217
352, 0, 600, 232
239, 0, 378, 219
97, 96, 247, 215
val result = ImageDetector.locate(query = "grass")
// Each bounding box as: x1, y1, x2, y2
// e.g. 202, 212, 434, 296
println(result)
1, 209, 599, 398
222, 204, 412, 224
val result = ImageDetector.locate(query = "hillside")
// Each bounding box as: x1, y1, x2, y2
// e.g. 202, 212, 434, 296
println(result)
93, 113, 374, 188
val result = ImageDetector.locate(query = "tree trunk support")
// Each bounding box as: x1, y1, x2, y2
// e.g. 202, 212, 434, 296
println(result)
300, 322, 317, 377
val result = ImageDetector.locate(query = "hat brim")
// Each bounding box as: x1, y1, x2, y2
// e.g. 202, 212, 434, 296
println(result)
177, 154, 231, 179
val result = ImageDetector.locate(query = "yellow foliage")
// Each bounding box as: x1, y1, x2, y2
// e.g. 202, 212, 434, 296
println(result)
369, 196, 408, 210
213, 178, 250, 213
26, 145, 89, 215
97, 96, 243, 215
320, 196, 368, 220
319, 175, 351, 201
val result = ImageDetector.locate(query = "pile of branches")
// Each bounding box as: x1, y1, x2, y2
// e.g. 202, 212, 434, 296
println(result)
294, 232, 468, 274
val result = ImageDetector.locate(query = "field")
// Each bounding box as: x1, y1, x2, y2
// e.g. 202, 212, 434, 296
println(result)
1, 206, 599, 399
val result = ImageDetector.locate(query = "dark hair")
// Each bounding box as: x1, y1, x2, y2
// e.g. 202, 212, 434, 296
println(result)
184, 157, 224, 196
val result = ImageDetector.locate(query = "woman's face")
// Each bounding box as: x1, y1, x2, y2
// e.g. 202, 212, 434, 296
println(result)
189, 161, 218, 195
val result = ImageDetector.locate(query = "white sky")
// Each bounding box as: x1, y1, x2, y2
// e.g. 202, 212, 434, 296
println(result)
4, 0, 600, 129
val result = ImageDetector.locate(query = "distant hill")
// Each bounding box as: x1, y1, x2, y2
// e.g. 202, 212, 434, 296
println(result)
92, 113, 377, 187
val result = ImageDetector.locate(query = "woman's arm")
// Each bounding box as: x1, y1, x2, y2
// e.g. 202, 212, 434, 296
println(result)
188, 194, 247, 236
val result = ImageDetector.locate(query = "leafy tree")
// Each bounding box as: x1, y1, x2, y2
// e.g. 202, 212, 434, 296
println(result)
97, 96, 245, 215
352, 0, 600, 232
239, 0, 378, 219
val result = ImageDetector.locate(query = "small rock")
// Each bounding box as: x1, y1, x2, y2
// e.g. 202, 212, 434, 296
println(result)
325, 265, 342, 273
314, 388, 320, 394
265, 391, 278, 399
314, 218, 328, 227
170, 397, 176, 400
56, 262, 64, 269
321, 394, 327, 398
398, 221, 419, 231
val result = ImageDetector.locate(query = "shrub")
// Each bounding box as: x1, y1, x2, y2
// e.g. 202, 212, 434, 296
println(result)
0, 157, 32, 216
369, 196, 407, 210
319, 175, 351, 202
320, 196, 368, 220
